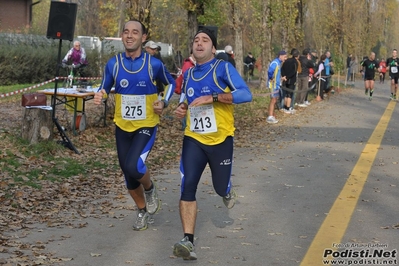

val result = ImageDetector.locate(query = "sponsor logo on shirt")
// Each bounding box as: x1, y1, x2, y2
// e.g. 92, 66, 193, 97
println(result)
187, 87, 194, 97
137, 81, 146, 87
201, 86, 211, 94
120, 79, 129, 88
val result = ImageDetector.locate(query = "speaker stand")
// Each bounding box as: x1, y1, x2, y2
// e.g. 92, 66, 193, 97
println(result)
52, 39, 79, 154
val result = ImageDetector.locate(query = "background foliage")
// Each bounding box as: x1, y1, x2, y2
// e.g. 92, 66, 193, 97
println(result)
1, 0, 399, 87
0, 37, 102, 86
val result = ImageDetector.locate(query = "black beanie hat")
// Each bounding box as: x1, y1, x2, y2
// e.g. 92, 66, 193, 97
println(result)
194, 27, 217, 49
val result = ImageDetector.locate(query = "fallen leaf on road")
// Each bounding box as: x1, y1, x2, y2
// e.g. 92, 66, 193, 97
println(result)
268, 232, 283, 236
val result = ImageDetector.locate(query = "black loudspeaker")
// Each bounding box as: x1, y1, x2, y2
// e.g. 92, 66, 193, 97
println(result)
46, 1, 77, 41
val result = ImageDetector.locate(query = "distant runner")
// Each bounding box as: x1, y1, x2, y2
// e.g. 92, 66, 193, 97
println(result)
360, 52, 379, 101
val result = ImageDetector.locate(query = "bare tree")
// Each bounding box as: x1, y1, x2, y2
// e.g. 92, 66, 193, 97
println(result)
29, 0, 399, 75
226, 0, 247, 75
259, 0, 271, 90
124, 0, 152, 36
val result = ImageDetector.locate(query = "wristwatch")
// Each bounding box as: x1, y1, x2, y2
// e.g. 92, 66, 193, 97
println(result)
212, 92, 218, 102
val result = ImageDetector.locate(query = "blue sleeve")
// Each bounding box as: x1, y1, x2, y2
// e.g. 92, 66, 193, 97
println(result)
98, 56, 117, 94
152, 58, 176, 102
178, 71, 189, 104
220, 62, 252, 104
268, 61, 276, 79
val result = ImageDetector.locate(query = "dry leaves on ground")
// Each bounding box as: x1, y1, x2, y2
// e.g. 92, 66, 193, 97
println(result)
0, 85, 292, 264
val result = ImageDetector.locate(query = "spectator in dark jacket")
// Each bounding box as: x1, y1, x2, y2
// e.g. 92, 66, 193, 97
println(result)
346, 53, 352, 81
216, 51, 228, 61
216, 45, 236, 68
224, 45, 236, 68
244, 52, 257, 77
281, 48, 300, 114
296, 49, 315, 107
224, 45, 236, 67
144, 41, 164, 95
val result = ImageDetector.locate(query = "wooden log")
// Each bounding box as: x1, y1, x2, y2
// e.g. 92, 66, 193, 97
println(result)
21, 107, 54, 144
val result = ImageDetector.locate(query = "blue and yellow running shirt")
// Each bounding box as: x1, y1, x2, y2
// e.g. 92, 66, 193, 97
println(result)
181, 58, 252, 145
99, 52, 175, 132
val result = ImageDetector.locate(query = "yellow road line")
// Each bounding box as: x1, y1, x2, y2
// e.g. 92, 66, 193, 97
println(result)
300, 100, 397, 266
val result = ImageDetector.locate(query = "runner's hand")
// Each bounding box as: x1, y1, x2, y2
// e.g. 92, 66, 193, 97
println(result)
153, 100, 164, 115
94, 89, 106, 105
175, 103, 187, 119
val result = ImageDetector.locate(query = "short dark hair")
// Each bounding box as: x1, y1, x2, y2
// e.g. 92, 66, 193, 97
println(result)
123, 19, 147, 34
291, 48, 299, 57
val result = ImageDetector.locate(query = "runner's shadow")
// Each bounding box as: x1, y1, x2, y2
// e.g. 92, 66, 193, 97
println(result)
210, 202, 236, 228
211, 213, 234, 229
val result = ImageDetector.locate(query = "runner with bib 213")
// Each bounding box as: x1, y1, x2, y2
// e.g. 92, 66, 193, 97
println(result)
172, 27, 252, 261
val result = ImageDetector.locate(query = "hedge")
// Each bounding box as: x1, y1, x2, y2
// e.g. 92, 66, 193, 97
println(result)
1, 47, 179, 86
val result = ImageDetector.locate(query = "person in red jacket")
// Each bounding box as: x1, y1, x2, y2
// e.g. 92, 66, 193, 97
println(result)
174, 52, 196, 130
379, 58, 387, 84
175, 53, 196, 94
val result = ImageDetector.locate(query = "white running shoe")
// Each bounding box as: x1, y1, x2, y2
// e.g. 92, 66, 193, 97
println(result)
283, 108, 291, 114
266, 116, 278, 124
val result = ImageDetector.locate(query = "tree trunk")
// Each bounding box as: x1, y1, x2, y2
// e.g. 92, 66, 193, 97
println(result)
119, 0, 125, 35
187, 10, 198, 55
230, 0, 243, 76
235, 27, 243, 76
296, 0, 304, 48
259, 0, 270, 90
21, 108, 54, 144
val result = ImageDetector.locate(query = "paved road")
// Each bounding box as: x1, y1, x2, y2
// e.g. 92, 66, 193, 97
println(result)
4, 80, 399, 266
